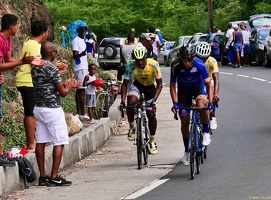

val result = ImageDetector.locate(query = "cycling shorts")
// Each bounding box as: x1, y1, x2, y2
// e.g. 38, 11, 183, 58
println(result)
178, 83, 207, 114
128, 80, 156, 111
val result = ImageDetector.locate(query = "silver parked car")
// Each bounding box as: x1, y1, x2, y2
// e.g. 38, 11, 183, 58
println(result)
168, 35, 192, 65
157, 41, 174, 66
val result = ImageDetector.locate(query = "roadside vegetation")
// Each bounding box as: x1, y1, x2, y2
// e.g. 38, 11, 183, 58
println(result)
41, 0, 271, 41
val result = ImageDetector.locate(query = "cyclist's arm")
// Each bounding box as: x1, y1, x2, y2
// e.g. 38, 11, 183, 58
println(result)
153, 78, 163, 102
212, 72, 219, 97
121, 78, 129, 103
205, 80, 214, 103
170, 81, 177, 103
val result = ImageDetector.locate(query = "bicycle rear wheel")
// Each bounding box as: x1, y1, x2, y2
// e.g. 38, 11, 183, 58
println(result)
94, 93, 105, 119
143, 122, 149, 165
190, 125, 196, 180
136, 117, 143, 170
102, 94, 110, 117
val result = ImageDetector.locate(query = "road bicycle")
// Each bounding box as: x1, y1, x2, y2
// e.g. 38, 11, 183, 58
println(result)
175, 104, 212, 180
94, 78, 119, 119
121, 95, 151, 170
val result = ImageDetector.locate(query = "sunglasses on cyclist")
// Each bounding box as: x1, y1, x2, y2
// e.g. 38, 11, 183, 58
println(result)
182, 58, 193, 62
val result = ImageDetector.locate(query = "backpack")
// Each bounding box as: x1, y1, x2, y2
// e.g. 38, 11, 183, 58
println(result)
15, 157, 37, 183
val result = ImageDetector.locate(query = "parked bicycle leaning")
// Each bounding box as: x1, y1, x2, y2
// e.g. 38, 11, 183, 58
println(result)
169, 44, 215, 166
120, 45, 163, 155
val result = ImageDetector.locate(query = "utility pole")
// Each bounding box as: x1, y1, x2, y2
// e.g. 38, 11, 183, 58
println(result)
208, 0, 213, 31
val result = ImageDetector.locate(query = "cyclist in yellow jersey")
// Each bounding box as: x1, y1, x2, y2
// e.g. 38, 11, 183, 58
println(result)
195, 42, 220, 130
120, 45, 163, 155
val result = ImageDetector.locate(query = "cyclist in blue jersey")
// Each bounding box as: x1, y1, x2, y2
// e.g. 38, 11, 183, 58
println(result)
169, 45, 215, 166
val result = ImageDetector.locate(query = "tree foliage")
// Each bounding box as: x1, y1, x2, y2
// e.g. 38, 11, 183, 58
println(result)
40, 0, 270, 41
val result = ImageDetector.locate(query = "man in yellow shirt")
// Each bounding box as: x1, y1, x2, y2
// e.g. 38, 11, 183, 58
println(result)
15, 21, 49, 151
195, 42, 220, 130
120, 45, 163, 154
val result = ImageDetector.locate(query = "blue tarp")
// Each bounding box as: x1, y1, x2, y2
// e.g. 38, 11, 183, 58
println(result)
60, 20, 88, 47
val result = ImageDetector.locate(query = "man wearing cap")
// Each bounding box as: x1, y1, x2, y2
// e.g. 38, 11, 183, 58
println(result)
138, 33, 154, 59
155, 29, 163, 44
149, 25, 162, 61
71, 22, 90, 120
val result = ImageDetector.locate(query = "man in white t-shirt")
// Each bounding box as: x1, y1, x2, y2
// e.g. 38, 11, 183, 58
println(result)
71, 23, 89, 120
149, 25, 162, 61
225, 23, 235, 65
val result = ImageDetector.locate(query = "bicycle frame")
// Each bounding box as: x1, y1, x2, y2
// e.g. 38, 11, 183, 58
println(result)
96, 78, 118, 118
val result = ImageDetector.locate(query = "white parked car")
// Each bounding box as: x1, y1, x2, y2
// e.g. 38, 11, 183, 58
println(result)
168, 35, 192, 66
157, 41, 174, 66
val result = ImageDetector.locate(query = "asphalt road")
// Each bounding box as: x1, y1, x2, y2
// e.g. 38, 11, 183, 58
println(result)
8, 65, 271, 200
138, 65, 271, 200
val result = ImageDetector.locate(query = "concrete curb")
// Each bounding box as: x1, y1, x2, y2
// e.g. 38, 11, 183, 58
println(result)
0, 97, 121, 197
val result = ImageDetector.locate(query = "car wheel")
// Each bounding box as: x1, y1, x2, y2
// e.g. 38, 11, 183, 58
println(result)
221, 52, 228, 65
266, 52, 271, 67
104, 44, 117, 59
255, 53, 263, 66
164, 57, 168, 67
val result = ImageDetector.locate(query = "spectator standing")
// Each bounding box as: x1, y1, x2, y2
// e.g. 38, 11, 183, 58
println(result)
225, 23, 235, 66
138, 33, 154, 59
213, 25, 221, 33
125, 28, 138, 45
149, 25, 162, 61
240, 22, 251, 66
72, 23, 90, 120
232, 24, 244, 68
85, 33, 96, 64
15, 20, 49, 152
32, 41, 80, 187
206, 28, 212, 40
0, 14, 35, 166
83, 64, 97, 124
155, 28, 163, 44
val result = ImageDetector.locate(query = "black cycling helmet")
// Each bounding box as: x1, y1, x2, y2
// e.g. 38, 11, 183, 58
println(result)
179, 45, 196, 60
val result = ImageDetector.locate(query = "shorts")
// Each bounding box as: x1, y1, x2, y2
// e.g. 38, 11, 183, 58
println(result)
234, 43, 242, 51
128, 80, 157, 111
178, 83, 207, 114
74, 69, 88, 89
86, 94, 96, 108
17, 86, 35, 116
244, 43, 250, 54
33, 106, 69, 146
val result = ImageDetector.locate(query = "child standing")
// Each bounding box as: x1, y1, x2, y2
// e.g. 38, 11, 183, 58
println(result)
83, 64, 97, 123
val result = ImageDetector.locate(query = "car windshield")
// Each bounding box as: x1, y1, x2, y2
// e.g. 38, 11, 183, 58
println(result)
165, 42, 174, 50
199, 36, 207, 42
251, 17, 271, 28
258, 29, 270, 40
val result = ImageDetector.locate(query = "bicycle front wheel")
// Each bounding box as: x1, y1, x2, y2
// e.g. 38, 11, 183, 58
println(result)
94, 93, 106, 119
190, 124, 196, 180
136, 117, 143, 170
143, 121, 149, 165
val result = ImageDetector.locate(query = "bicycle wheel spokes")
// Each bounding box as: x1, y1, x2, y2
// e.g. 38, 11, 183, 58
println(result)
190, 125, 196, 180
136, 118, 143, 170
143, 123, 149, 165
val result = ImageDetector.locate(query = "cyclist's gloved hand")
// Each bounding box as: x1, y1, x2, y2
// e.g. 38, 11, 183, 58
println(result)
119, 101, 126, 110
150, 101, 158, 109
171, 102, 180, 113
208, 102, 215, 112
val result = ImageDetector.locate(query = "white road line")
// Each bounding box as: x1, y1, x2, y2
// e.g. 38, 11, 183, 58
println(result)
251, 77, 267, 82
236, 74, 250, 78
120, 179, 169, 200
220, 72, 233, 75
